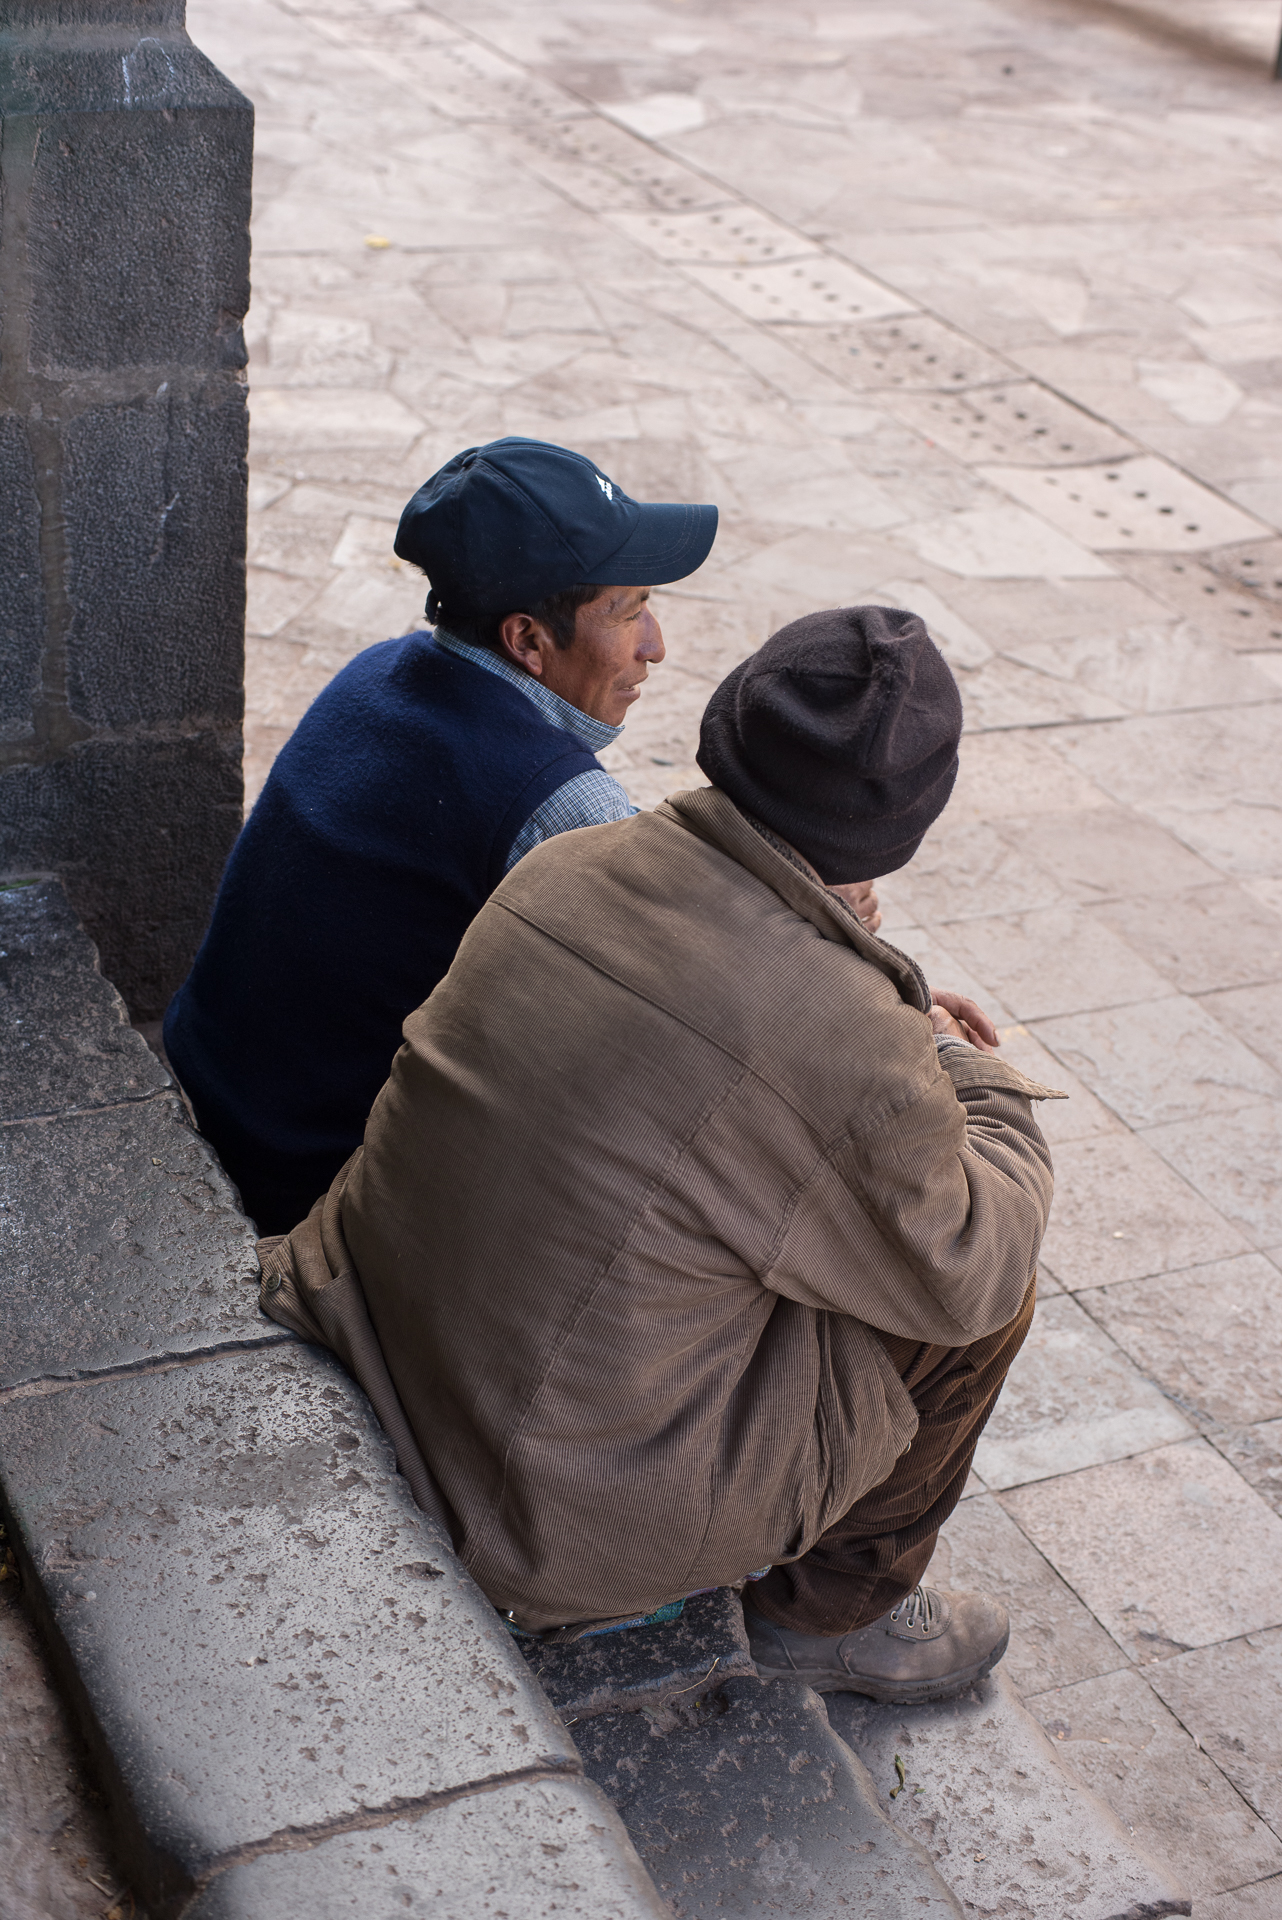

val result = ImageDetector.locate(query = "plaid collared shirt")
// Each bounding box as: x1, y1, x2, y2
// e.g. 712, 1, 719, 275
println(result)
432, 628, 637, 871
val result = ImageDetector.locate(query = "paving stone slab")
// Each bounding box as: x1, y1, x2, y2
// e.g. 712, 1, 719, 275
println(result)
1209, 1416, 1282, 1519
0, 1096, 275, 1390
886, 381, 1133, 467
1094, 885, 1282, 998
1202, 1880, 1282, 1919
182, 1776, 668, 1920
1025, 1667, 1282, 1902
930, 1494, 1126, 1696
1146, 1101, 1282, 1251
1144, 1627, 1282, 1836
517, 1585, 757, 1723
578, 1674, 962, 1918
972, 1292, 1192, 1490
977, 457, 1268, 554
996, 809, 1222, 909
1081, 1255, 1282, 1428
1033, 1131, 1252, 1292
0, 1347, 578, 1916
1000, 1439, 1282, 1661
1032, 995, 1282, 1133
1120, 553, 1282, 652
779, 313, 1011, 393
829, 1665, 1190, 1920
942, 904, 1174, 1022
0, 879, 170, 1124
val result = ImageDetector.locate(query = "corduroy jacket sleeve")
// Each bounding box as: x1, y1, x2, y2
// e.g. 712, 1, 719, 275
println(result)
763, 1033, 1056, 1347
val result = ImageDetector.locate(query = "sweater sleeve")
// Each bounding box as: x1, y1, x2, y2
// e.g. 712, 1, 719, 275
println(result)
504, 769, 637, 872
764, 1035, 1060, 1347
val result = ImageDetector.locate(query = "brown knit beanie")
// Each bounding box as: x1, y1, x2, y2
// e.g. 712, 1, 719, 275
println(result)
696, 605, 963, 882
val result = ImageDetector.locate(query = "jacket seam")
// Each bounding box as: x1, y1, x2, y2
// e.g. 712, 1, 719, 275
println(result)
483, 1063, 756, 1571
763, 1095, 1048, 1331
494, 898, 930, 1140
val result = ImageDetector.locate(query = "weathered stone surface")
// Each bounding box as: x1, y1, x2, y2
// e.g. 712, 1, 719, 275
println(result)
1145, 1629, 1282, 1838
578, 1675, 962, 1918
930, 1494, 1127, 1697
1032, 994, 1282, 1133
517, 1586, 756, 1723
0, 1573, 125, 1920
63, 390, 248, 731
0, 1094, 271, 1388
1202, 1881, 1282, 1919
183, 1776, 669, 1920
20, 92, 251, 373
1146, 1102, 1282, 1252
1035, 1131, 1252, 1292
0, 735, 244, 1023
0, 1347, 579, 1913
972, 1292, 1192, 1490
0, 878, 170, 1123
1210, 1416, 1282, 1520
1025, 1666, 1282, 1902
1094, 884, 1282, 998
1082, 1254, 1282, 1428
0, 8, 252, 1016
1000, 1440, 1282, 1662
0, 417, 43, 742
829, 1666, 1190, 1920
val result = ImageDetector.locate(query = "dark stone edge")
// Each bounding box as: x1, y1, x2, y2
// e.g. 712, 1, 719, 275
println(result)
538, 1645, 759, 1724
0, 1086, 174, 1128
0, 1485, 591, 1919
0, 1332, 295, 1402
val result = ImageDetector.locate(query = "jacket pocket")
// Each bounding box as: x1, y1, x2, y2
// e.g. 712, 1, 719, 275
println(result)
807, 1312, 918, 1550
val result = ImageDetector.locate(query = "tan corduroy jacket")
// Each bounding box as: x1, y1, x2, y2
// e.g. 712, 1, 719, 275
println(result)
260, 788, 1059, 1631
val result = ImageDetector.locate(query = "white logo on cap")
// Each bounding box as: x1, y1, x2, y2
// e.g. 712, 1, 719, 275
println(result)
595, 474, 614, 501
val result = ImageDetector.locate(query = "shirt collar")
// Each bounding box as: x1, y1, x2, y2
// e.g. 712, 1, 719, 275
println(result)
432, 628, 623, 753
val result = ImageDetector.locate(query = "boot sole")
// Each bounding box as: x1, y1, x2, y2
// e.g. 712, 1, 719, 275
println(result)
751, 1624, 1010, 1706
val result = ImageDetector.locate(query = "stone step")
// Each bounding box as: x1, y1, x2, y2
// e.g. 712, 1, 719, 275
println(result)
524, 1591, 960, 1914
828, 1665, 1191, 1920
531, 1586, 1190, 1917
577, 1674, 964, 1919
517, 1586, 757, 1723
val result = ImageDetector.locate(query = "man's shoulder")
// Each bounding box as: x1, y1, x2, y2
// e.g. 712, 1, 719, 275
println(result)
492, 808, 933, 1120
280, 631, 595, 768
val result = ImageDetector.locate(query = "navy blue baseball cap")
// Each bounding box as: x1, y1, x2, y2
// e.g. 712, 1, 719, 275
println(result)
394, 436, 718, 617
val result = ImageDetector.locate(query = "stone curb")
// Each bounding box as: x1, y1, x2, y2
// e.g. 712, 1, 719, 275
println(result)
0, 881, 667, 1918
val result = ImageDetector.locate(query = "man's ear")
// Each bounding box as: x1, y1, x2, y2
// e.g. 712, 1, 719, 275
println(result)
498, 612, 551, 675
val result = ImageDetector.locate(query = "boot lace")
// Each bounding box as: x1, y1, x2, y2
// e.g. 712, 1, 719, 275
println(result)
889, 1585, 938, 1632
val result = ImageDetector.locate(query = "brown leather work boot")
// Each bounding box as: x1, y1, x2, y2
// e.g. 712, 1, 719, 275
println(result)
744, 1585, 1009, 1704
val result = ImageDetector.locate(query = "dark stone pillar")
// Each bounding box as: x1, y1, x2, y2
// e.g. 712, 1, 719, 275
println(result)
0, 1, 251, 1019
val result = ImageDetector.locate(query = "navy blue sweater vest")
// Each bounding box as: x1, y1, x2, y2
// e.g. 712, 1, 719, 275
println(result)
164, 633, 600, 1234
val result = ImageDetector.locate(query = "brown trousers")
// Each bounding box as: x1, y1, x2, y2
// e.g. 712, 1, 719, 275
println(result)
749, 1280, 1037, 1637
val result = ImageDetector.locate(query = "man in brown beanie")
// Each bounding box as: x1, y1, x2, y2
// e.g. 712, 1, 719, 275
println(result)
260, 605, 1060, 1701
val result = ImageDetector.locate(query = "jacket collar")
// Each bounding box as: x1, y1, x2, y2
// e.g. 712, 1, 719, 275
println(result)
658, 787, 932, 1013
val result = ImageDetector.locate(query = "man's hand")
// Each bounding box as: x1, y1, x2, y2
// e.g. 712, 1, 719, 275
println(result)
930, 990, 1000, 1054
827, 879, 882, 934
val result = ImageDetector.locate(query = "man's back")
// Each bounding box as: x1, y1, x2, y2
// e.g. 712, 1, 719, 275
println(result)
338, 788, 1054, 1629
164, 632, 599, 1232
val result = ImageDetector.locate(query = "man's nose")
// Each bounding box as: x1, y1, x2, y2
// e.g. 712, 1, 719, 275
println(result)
640, 612, 665, 663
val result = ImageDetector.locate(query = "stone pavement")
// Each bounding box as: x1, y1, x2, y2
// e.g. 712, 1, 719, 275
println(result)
142, 0, 1282, 1908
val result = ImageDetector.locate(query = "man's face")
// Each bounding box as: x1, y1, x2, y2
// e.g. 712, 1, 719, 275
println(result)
500, 586, 665, 726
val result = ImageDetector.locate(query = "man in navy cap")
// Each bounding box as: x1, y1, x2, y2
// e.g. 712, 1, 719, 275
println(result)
163, 438, 719, 1234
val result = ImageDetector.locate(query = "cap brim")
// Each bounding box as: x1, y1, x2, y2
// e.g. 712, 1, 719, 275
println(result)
582, 501, 718, 586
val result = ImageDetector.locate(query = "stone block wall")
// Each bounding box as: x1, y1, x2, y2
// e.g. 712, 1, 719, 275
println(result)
0, 0, 252, 1019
